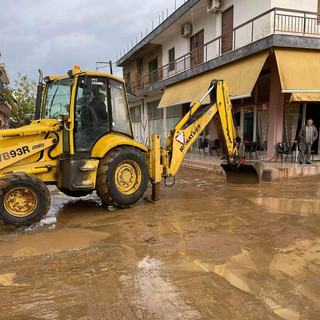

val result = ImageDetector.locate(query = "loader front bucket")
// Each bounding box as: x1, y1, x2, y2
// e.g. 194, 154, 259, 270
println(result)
221, 161, 263, 184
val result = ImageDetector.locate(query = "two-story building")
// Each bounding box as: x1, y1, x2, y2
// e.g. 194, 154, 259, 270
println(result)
0, 63, 12, 128
117, 0, 320, 158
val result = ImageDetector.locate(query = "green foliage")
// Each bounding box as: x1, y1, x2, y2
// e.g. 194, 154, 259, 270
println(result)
5, 73, 37, 128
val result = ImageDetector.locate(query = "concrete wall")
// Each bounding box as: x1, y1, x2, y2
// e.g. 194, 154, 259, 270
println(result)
122, 46, 162, 93
122, 0, 318, 91
160, 0, 275, 67
160, 0, 318, 68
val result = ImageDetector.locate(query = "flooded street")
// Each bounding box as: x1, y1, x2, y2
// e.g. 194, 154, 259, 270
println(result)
0, 168, 320, 320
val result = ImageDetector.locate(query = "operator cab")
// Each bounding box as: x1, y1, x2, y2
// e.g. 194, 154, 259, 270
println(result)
41, 67, 132, 153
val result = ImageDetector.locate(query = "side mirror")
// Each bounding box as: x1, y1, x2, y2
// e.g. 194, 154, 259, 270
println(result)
83, 75, 92, 95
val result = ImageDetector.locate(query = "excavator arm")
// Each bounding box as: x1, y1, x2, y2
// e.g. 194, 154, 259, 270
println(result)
164, 80, 239, 176
149, 80, 262, 200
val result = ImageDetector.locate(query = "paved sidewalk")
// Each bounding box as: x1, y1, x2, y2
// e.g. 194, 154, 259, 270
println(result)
182, 152, 320, 182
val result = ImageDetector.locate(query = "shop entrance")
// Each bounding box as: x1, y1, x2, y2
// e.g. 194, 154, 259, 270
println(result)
306, 103, 320, 154
244, 108, 254, 144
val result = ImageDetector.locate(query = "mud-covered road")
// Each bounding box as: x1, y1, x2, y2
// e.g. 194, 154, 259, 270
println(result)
0, 168, 320, 320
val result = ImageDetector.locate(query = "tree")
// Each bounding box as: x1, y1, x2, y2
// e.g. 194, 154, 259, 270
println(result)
5, 73, 37, 128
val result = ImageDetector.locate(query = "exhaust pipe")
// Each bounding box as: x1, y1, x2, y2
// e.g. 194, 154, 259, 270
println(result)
35, 69, 44, 120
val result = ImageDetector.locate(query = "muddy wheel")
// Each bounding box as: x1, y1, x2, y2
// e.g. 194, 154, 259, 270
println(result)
0, 173, 51, 226
58, 188, 92, 198
97, 147, 149, 207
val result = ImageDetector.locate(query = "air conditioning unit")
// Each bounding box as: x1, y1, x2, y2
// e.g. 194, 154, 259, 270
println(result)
207, 0, 222, 14
181, 22, 192, 38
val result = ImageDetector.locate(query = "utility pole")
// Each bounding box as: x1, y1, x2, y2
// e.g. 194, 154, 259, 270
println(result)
96, 61, 113, 74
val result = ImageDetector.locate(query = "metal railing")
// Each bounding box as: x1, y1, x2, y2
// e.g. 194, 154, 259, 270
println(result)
128, 7, 319, 94
0, 92, 8, 104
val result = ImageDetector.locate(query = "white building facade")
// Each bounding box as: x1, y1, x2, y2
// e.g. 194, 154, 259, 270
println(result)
117, 0, 320, 157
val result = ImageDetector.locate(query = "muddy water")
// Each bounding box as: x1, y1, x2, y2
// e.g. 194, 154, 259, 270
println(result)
0, 169, 320, 319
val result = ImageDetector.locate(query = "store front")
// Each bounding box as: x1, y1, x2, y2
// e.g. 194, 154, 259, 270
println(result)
305, 103, 320, 154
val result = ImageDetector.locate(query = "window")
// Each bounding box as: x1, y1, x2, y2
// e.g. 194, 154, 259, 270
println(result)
190, 30, 204, 67
74, 76, 109, 152
109, 79, 132, 136
169, 48, 175, 72
126, 72, 131, 93
44, 77, 74, 119
148, 100, 163, 119
166, 105, 181, 133
167, 105, 180, 118
130, 106, 141, 123
148, 100, 165, 146
148, 58, 158, 84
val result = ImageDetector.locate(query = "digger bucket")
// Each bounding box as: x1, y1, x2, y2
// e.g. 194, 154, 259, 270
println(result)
221, 161, 263, 184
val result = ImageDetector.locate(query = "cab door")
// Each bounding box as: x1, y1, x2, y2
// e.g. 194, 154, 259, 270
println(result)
73, 76, 132, 153
73, 76, 110, 152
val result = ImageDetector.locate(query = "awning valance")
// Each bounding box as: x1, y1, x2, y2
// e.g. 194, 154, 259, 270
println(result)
290, 93, 320, 103
159, 50, 269, 108
275, 48, 320, 102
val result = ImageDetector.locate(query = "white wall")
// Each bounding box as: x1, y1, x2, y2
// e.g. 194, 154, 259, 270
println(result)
161, 32, 190, 76
271, 0, 317, 12
160, 0, 276, 68
159, 0, 318, 69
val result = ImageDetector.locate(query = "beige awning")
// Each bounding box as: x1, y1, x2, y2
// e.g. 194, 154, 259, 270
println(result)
290, 93, 320, 103
275, 48, 320, 102
159, 50, 269, 108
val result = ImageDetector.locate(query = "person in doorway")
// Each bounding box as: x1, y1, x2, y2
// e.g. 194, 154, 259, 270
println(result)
89, 92, 109, 127
298, 118, 318, 164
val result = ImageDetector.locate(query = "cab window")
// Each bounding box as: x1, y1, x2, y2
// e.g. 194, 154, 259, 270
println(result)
43, 78, 74, 119
74, 76, 110, 152
109, 79, 132, 136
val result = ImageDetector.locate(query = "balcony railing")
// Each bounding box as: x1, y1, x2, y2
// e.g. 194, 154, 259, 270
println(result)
128, 7, 320, 94
0, 92, 8, 104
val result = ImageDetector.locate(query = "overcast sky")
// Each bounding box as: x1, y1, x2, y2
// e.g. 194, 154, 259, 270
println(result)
0, 0, 184, 86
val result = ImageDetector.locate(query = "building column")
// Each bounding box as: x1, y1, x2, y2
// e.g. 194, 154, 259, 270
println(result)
240, 106, 244, 142
163, 107, 167, 146
302, 103, 307, 126
253, 105, 257, 142
267, 58, 285, 159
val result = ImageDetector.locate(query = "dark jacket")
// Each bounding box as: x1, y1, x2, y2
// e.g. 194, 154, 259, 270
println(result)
298, 125, 318, 144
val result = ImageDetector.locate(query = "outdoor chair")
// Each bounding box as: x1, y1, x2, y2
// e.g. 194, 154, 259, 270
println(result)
198, 138, 208, 153
210, 139, 220, 156
244, 142, 258, 160
275, 142, 294, 163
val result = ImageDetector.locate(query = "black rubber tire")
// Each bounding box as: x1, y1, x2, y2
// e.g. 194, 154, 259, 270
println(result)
0, 173, 51, 226
97, 147, 149, 207
58, 188, 92, 198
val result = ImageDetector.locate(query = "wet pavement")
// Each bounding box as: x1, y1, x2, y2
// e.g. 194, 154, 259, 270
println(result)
0, 168, 320, 319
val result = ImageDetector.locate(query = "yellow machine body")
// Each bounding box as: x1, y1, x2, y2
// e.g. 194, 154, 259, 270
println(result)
148, 80, 261, 192
0, 68, 260, 226
0, 68, 146, 192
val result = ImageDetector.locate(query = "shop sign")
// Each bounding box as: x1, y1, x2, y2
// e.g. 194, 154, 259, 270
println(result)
257, 103, 269, 111
244, 106, 254, 113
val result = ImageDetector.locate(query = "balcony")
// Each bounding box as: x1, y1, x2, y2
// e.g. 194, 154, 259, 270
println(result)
128, 7, 320, 94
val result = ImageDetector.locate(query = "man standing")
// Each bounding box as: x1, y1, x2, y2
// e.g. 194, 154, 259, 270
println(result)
298, 118, 318, 164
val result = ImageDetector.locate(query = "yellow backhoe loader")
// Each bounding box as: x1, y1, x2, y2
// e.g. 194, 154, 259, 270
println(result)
0, 66, 261, 226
